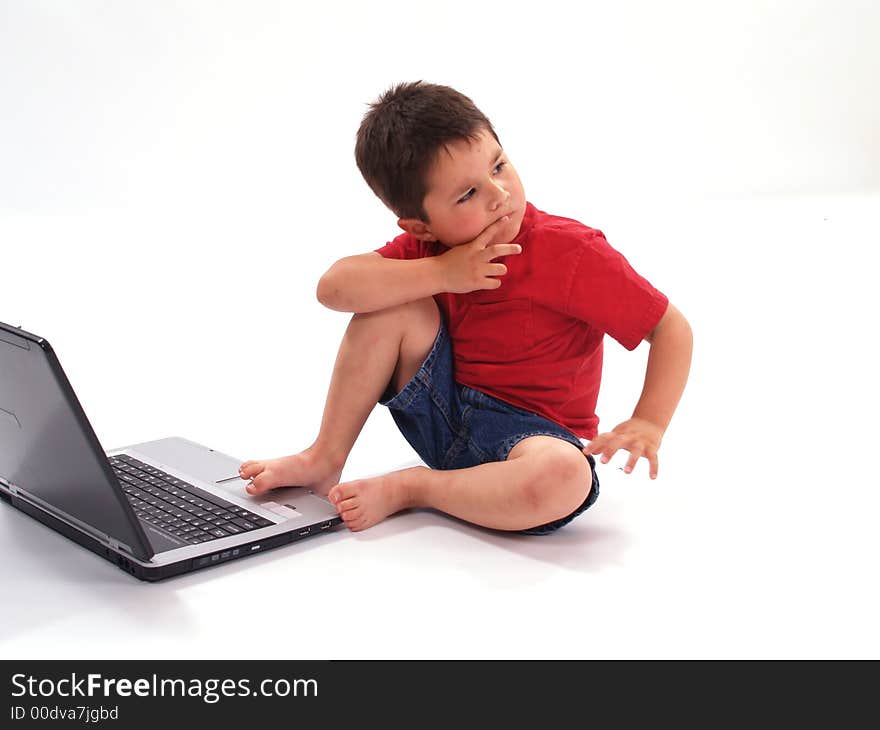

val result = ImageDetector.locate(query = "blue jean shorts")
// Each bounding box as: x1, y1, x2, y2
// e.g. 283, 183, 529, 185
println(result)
379, 314, 599, 535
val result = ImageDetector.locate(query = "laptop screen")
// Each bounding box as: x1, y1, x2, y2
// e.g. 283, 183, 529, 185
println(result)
0, 322, 151, 560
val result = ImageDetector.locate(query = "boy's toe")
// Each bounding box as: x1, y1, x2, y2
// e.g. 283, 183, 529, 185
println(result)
342, 512, 364, 528
329, 483, 356, 504
340, 504, 363, 522
240, 462, 264, 479
246, 474, 271, 494
337, 495, 359, 511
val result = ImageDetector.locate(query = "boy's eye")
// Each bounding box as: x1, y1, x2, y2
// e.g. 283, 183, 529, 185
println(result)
456, 162, 506, 204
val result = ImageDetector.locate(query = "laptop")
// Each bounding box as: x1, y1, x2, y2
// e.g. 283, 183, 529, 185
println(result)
0, 320, 342, 581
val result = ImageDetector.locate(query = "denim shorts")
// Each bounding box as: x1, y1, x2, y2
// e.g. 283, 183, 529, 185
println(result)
379, 314, 599, 535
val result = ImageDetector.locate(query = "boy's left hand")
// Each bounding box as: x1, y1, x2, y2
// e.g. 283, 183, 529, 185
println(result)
583, 417, 664, 479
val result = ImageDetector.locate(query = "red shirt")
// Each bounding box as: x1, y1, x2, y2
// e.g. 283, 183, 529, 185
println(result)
374, 202, 668, 439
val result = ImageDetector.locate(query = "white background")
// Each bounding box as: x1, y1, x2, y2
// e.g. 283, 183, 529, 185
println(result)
1, 0, 878, 658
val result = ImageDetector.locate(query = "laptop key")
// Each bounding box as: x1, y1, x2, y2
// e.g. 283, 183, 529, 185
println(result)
162, 480, 237, 510
114, 457, 271, 527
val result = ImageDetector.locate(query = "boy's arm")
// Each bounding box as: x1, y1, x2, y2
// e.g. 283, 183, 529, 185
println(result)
316, 216, 520, 314
584, 302, 693, 479
317, 253, 445, 313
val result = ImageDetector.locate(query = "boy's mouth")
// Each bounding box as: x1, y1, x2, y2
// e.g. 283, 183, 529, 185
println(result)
497, 207, 517, 224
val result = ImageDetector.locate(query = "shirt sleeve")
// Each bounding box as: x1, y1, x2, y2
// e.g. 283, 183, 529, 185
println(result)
374, 232, 423, 260
563, 230, 669, 350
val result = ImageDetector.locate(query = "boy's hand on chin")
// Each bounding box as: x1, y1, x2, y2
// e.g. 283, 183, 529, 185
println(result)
584, 418, 664, 479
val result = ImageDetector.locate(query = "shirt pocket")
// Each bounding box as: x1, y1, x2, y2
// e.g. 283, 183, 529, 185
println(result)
454, 298, 533, 362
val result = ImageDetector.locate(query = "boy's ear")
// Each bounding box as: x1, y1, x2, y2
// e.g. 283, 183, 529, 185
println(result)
397, 218, 437, 242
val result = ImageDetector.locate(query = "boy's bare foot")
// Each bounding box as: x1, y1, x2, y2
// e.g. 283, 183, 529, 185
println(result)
239, 446, 344, 497
328, 466, 427, 531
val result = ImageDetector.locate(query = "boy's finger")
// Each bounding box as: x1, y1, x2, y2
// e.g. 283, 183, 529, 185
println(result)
623, 450, 641, 474
584, 444, 609, 461
475, 216, 509, 247
483, 243, 522, 263
487, 243, 522, 260
649, 454, 659, 480
591, 434, 621, 463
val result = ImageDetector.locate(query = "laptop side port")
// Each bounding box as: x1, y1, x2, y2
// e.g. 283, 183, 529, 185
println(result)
115, 554, 136, 575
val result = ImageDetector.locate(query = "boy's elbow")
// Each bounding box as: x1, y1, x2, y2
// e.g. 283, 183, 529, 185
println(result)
316, 273, 343, 311
315, 272, 333, 308
316, 268, 355, 312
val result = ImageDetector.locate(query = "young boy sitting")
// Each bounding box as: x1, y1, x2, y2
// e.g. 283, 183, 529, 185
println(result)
239, 81, 693, 534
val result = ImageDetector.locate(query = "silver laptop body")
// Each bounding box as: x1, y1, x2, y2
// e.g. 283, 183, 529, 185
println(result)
0, 320, 342, 581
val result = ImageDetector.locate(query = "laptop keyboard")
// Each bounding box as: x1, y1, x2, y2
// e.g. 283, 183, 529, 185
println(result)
109, 454, 274, 545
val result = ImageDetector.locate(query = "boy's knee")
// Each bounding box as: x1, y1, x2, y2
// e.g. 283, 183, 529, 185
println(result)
356, 296, 438, 331
522, 445, 591, 519
406, 296, 441, 331
392, 297, 440, 348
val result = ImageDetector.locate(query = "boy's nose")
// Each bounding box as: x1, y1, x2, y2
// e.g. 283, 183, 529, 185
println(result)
489, 182, 511, 210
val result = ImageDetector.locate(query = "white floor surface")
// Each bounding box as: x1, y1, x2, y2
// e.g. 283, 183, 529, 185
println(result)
1, 192, 878, 658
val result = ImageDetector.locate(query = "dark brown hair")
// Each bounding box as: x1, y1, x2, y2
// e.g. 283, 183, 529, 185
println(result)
355, 81, 499, 221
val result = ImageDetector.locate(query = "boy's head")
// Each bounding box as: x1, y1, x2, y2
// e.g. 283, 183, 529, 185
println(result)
355, 81, 526, 247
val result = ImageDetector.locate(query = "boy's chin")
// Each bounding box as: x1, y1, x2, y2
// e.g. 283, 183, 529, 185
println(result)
495, 212, 523, 243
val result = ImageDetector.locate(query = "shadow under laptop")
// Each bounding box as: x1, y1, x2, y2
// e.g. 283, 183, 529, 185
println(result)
0, 504, 351, 644
0, 508, 185, 642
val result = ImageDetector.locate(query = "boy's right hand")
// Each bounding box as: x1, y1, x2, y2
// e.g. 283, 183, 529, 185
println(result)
437, 216, 522, 293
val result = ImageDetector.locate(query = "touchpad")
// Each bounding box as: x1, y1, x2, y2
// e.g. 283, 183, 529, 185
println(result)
127, 437, 243, 484
123, 438, 329, 520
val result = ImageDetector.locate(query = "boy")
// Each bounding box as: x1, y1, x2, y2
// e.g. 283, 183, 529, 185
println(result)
240, 81, 693, 534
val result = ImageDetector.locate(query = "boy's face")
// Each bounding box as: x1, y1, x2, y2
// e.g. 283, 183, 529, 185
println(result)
400, 127, 526, 247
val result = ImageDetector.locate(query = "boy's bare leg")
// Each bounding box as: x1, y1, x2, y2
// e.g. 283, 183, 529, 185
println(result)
241, 294, 591, 532
239, 298, 441, 496
328, 435, 592, 532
